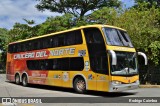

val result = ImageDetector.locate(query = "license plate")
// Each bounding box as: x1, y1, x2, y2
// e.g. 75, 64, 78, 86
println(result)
128, 86, 131, 88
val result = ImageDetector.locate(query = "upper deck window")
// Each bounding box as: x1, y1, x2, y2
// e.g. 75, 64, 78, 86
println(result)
103, 28, 133, 47
8, 29, 83, 53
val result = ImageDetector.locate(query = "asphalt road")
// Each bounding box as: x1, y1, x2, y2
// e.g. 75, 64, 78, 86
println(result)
0, 74, 160, 106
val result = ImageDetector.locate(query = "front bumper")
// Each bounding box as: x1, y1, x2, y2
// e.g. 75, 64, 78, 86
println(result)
109, 80, 139, 92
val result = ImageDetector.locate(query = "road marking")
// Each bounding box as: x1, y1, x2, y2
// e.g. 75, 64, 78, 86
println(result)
21, 104, 35, 106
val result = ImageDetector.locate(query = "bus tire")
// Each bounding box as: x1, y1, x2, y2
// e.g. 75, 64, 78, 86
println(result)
73, 77, 86, 93
15, 74, 20, 85
22, 75, 28, 87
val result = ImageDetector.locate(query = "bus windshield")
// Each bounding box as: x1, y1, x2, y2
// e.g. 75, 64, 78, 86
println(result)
103, 28, 133, 47
110, 52, 138, 75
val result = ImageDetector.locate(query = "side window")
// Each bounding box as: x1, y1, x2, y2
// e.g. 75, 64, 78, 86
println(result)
70, 57, 84, 70
23, 42, 27, 52
17, 44, 20, 52
65, 32, 75, 45
65, 30, 83, 46
25, 41, 29, 51
39, 39, 44, 49
36, 40, 41, 50
13, 44, 17, 53
75, 30, 83, 44
84, 28, 104, 44
42, 37, 50, 49
8, 45, 13, 53
83, 28, 109, 74
21, 43, 25, 52
49, 38, 53, 48
58, 34, 65, 47
27, 57, 84, 71
28, 42, 33, 51
58, 58, 69, 70
51, 36, 58, 47
52, 59, 58, 70
27, 60, 34, 70
8, 45, 11, 53
9, 30, 83, 53
39, 60, 46, 70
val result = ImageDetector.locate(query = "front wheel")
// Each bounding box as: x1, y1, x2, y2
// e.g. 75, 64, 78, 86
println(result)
22, 75, 28, 87
73, 77, 86, 93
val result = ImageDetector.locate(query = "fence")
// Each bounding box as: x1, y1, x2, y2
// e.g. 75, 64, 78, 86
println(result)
139, 63, 160, 84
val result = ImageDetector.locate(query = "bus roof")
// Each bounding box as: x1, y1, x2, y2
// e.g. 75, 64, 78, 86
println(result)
9, 24, 126, 45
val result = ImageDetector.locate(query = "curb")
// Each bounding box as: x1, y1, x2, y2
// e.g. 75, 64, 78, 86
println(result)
139, 85, 160, 88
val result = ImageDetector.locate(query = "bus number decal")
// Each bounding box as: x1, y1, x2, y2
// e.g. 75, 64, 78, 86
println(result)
78, 50, 86, 56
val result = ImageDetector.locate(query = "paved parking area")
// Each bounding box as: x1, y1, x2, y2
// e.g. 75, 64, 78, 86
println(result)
0, 74, 160, 106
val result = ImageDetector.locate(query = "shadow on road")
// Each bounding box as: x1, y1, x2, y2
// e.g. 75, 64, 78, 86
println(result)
7, 81, 137, 97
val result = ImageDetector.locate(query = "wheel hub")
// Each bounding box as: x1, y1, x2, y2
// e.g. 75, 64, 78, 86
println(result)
77, 80, 85, 91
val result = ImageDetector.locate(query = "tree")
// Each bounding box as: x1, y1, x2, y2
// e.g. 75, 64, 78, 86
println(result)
87, 3, 160, 65
36, 0, 121, 19
0, 28, 8, 51
8, 19, 38, 41
23, 18, 35, 25
37, 14, 74, 35
87, 7, 120, 25
115, 3, 160, 65
0, 28, 9, 70
135, 0, 160, 8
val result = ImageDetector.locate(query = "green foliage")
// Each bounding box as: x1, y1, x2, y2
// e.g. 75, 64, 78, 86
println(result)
87, 7, 121, 25
0, 28, 8, 51
36, 0, 121, 19
8, 19, 39, 42
149, 41, 160, 65
0, 20, 39, 70
23, 19, 35, 25
86, 3, 160, 64
37, 14, 74, 35
0, 28, 8, 70
115, 3, 160, 64
135, 0, 160, 8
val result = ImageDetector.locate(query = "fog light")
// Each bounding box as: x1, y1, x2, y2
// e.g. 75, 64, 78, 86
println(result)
113, 87, 116, 90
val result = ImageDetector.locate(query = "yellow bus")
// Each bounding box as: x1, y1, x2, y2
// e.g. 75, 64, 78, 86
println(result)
6, 24, 147, 93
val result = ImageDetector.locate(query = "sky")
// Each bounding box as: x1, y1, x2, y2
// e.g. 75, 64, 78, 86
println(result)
0, 0, 135, 29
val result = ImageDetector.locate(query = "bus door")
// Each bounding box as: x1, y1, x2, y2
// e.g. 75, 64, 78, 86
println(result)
52, 71, 62, 86
83, 28, 109, 91
47, 59, 62, 86
59, 58, 70, 87
94, 55, 109, 91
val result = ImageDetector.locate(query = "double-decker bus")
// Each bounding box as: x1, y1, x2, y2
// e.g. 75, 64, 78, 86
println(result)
6, 24, 147, 93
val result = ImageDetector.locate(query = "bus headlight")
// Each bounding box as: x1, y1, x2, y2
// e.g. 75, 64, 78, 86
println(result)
111, 81, 122, 85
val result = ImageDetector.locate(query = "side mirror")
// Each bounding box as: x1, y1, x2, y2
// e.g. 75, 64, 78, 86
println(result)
138, 52, 148, 65
109, 50, 117, 65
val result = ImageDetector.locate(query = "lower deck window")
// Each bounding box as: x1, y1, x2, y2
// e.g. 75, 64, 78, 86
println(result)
27, 57, 84, 71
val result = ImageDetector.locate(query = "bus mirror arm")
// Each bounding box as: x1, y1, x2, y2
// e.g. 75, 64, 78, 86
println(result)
138, 52, 148, 65
109, 50, 117, 65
